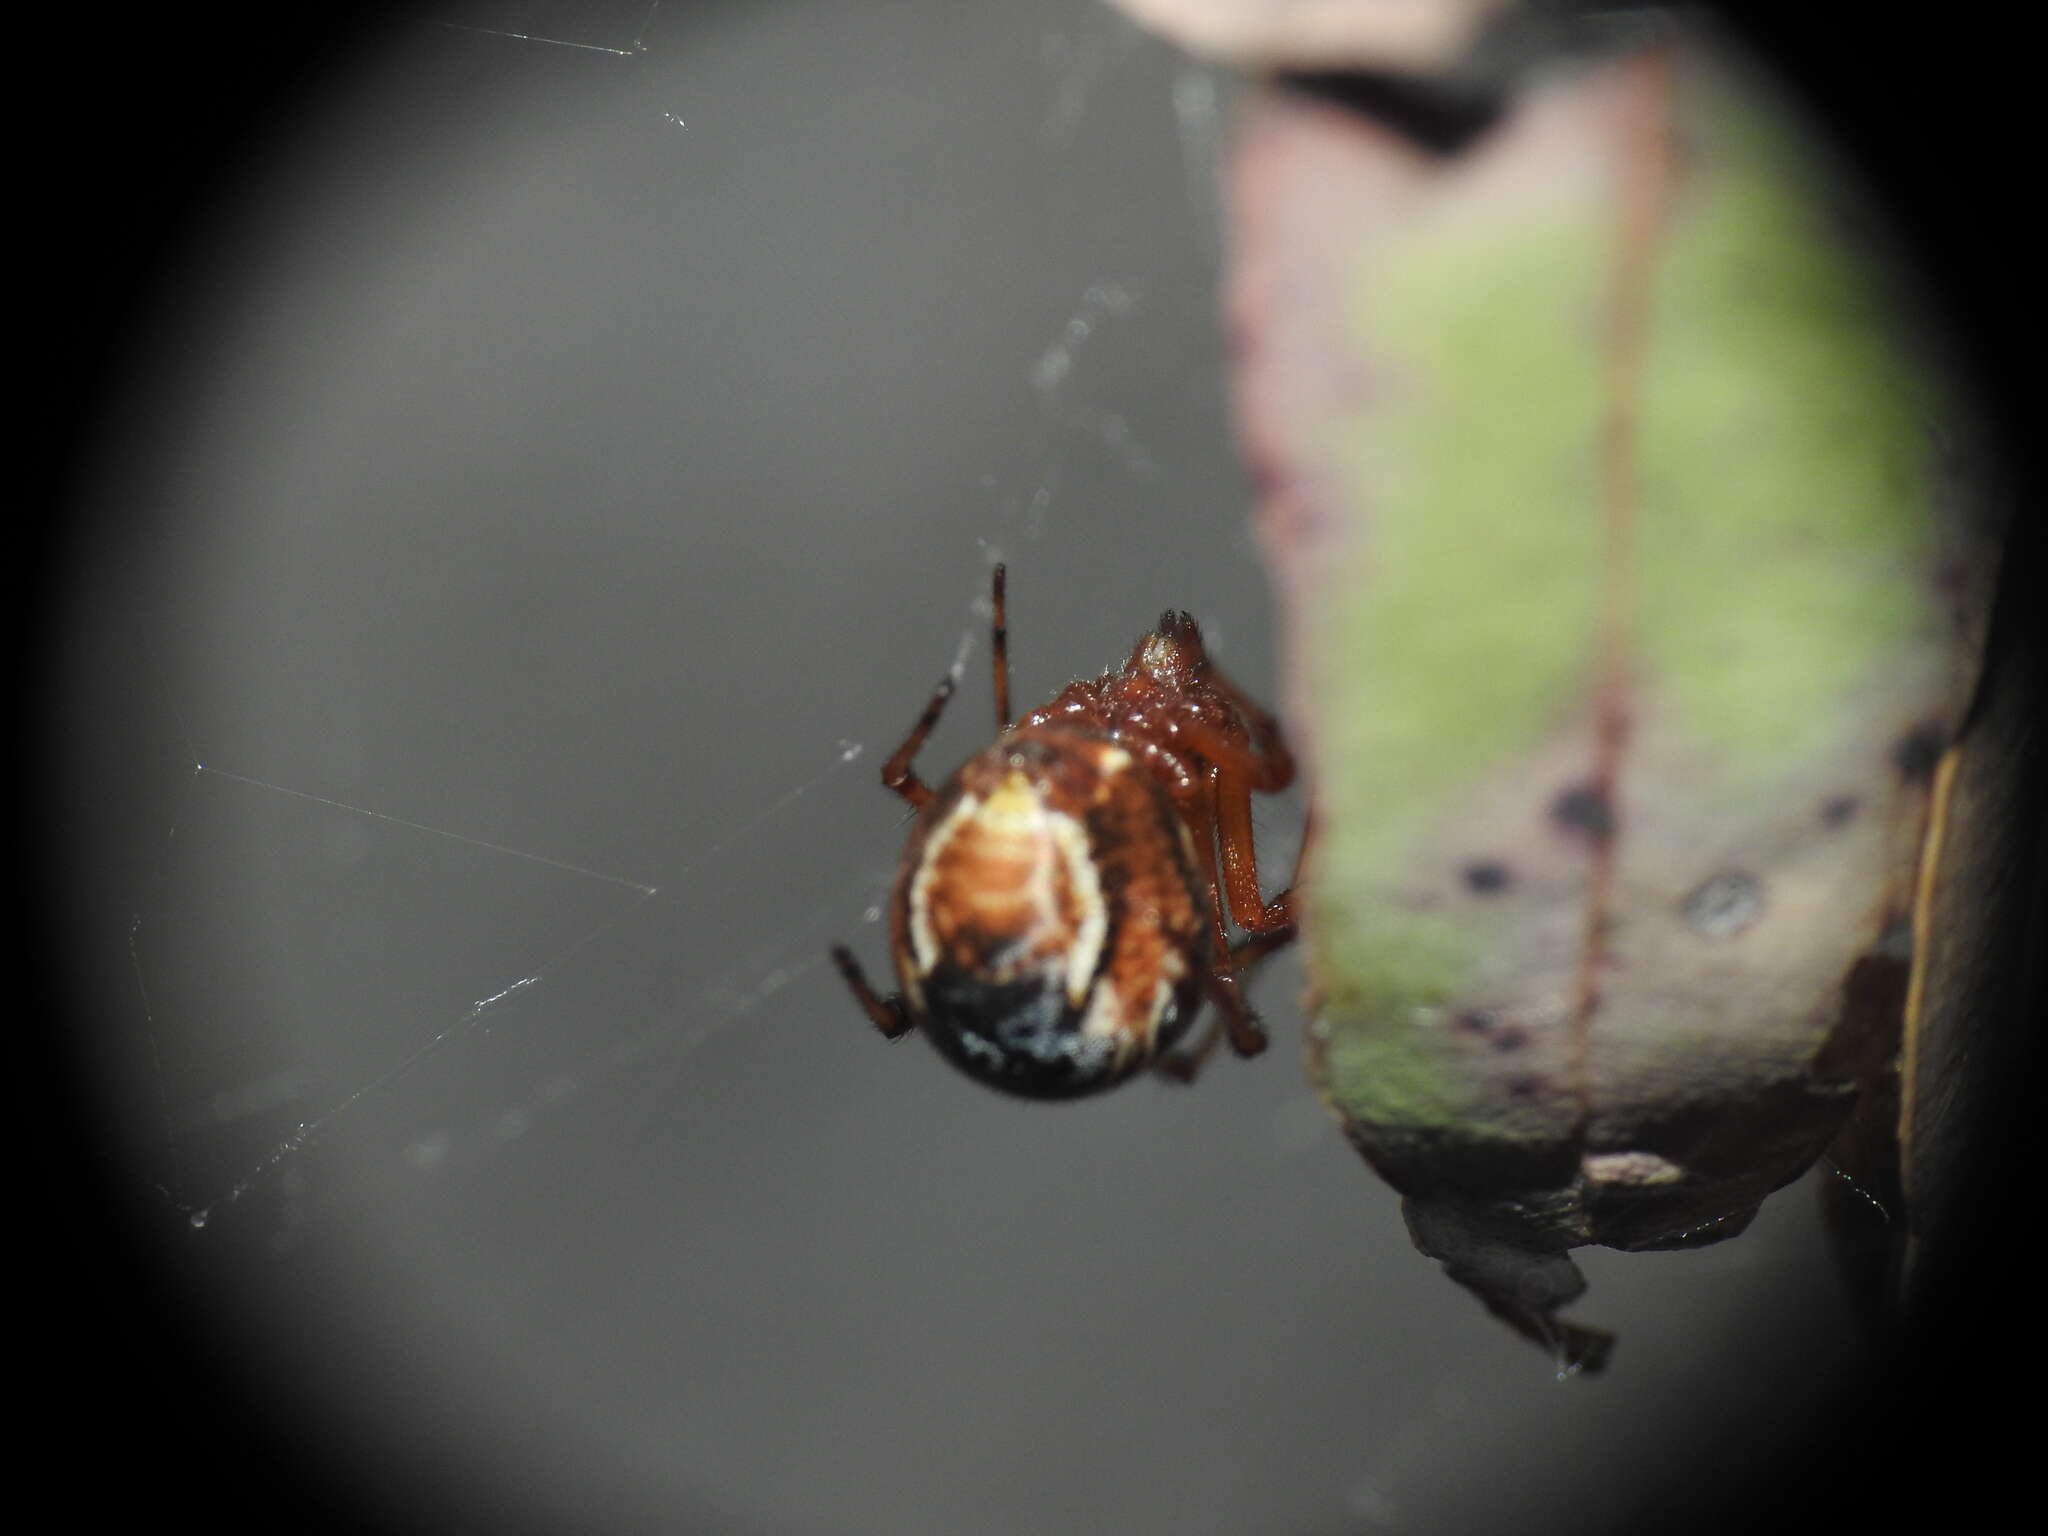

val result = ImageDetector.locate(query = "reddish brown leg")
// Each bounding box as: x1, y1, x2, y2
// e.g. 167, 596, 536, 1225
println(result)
831, 945, 913, 1040
1153, 916, 1300, 1078
1230, 925, 1297, 972
1180, 768, 1271, 1059
1213, 761, 1298, 935
879, 674, 956, 809
1177, 772, 1237, 969
1199, 665, 1296, 790
883, 565, 1014, 806
1204, 969, 1270, 1058
991, 563, 1011, 732
1155, 773, 1277, 1082
1177, 714, 1292, 795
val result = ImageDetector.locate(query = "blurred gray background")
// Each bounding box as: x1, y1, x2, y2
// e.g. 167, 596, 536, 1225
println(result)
56, 2, 1865, 1531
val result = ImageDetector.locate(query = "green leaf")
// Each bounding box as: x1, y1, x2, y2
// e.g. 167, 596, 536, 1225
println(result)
1228, 48, 1999, 1362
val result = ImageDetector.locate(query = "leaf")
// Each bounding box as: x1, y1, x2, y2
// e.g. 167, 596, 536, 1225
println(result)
1102, 0, 1510, 73
1224, 46, 2000, 1362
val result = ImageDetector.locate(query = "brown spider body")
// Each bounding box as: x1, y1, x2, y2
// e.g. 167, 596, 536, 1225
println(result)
832, 569, 1299, 1099
890, 728, 1208, 1096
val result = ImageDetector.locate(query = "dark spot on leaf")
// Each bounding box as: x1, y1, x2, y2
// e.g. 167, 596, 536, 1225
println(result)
1877, 914, 1913, 962
1461, 860, 1512, 894
1452, 1009, 1499, 1035
1504, 1074, 1544, 1101
1892, 724, 1945, 783
1821, 794, 1860, 827
1681, 871, 1764, 938
1815, 942, 1913, 1081
1550, 781, 1614, 842
1490, 1026, 1528, 1054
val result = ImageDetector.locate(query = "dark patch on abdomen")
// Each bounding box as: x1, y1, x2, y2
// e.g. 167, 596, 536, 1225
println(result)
918, 967, 1127, 1100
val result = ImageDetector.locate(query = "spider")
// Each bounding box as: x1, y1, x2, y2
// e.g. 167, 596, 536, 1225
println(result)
830, 564, 1301, 1098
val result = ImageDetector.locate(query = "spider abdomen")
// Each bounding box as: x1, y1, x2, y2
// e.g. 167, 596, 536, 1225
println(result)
891, 728, 1209, 1097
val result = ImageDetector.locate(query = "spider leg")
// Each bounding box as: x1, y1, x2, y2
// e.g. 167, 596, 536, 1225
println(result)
1230, 925, 1297, 972
1152, 920, 1297, 1080
1199, 663, 1296, 790
880, 674, 957, 810
1158, 893, 1300, 1081
1177, 713, 1293, 796
1176, 764, 1237, 965
1182, 766, 1271, 1059
1212, 759, 1298, 934
1203, 969, 1270, 1058
830, 945, 914, 1040
991, 563, 1011, 733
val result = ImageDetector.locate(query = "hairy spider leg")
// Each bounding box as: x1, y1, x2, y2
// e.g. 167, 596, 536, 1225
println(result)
830, 945, 912, 1040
